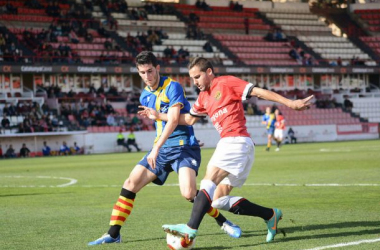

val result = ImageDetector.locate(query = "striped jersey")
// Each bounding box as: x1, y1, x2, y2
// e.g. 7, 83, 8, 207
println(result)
140, 76, 198, 147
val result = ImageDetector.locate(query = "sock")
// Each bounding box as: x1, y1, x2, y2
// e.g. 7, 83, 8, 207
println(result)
267, 140, 272, 148
191, 190, 226, 226
207, 207, 226, 226
277, 141, 280, 147
188, 190, 212, 229
108, 188, 136, 238
229, 198, 274, 220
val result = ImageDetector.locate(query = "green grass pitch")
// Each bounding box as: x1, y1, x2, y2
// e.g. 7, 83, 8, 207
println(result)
1, 140, 380, 250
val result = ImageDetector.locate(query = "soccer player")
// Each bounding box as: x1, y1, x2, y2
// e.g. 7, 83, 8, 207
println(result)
274, 109, 285, 151
140, 57, 313, 243
88, 52, 240, 246
262, 106, 275, 151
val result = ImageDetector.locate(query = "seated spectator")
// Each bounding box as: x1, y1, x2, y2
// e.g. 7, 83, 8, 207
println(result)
343, 96, 353, 112
264, 30, 274, 42
125, 129, 141, 152
196, 0, 212, 11
229, 1, 243, 12
246, 103, 254, 115
287, 127, 297, 144
4, 144, 16, 158
203, 41, 213, 53
59, 141, 71, 155
274, 29, 287, 42
5, 1, 18, 14
19, 143, 31, 157
0, 144, 2, 158
116, 129, 126, 146
42, 141, 51, 156
189, 12, 199, 23
107, 113, 117, 126
1, 114, 10, 129
104, 39, 113, 50
70, 142, 82, 155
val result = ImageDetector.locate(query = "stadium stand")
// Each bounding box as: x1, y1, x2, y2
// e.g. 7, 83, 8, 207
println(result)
261, 8, 376, 66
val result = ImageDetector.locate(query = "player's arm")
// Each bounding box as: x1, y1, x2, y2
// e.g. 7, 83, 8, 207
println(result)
138, 106, 200, 125
250, 87, 313, 111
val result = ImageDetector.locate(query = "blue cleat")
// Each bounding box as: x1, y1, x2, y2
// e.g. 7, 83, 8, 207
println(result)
265, 208, 283, 242
162, 224, 198, 241
88, 233, 121, 246
221, 220, 242, 238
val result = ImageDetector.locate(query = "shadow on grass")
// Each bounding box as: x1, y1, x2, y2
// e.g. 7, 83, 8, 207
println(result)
277, 220, 380, 242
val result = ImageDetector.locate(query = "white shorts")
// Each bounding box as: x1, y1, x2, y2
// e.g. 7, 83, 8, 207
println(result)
274, 129, 284, 140
208, 137, 255, 188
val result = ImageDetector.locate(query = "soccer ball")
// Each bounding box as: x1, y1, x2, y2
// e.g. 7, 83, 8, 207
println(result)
166, 233, 195, 250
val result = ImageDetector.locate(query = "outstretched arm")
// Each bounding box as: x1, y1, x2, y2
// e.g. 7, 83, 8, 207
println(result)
138, 106, 200, 125
250, 87, 313, 111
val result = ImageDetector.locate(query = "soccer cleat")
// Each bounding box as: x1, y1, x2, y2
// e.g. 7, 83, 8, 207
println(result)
163, 224, 198, 241
221, 220, 242, 238
265, 147, 270, 152
275, 147, 280, 152
265, 208, 282, 242
88, 233, 121, 246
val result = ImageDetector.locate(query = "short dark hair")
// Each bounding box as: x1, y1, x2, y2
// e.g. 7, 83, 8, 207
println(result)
135, 51, 158, 67
188, 57, 213, 73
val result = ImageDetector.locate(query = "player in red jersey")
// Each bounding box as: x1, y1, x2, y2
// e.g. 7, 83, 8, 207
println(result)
139, 57, 313, 243
274, 109, 285, 151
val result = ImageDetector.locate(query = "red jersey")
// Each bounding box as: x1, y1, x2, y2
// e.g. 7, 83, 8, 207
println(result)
190, 75, 253, 138
275, 115, 285, 130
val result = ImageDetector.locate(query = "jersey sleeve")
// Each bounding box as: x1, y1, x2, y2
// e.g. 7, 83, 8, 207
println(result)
190, 96, 207, 117
223, 76, 253, 101
165, 81, 186, 108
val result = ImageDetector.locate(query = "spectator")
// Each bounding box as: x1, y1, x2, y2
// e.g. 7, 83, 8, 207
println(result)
264, 30, 274, 42
244, 17, 249, 35
343, 96, 353, 112
5, 144, 16, 158
70, 142, 82, 155
125, 129, 141, 152
59, 141, 70, 155
1, 114, 10, 129
246, 103, 254, 115
0, 144, 2, 158
19, 143, 31, 157
116, 129, 126, 146
203, 41, 213, 53
107, 113, 117, 126
287, 127, 297, 144
42, 141, 51, 156
337, 57, 342, 66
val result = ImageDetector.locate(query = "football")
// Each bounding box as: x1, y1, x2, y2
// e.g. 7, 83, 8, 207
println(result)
166, 233, 196, 250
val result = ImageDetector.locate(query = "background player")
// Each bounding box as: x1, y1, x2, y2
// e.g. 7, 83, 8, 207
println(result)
262, 107, 276, 151
274, 109, 285, 151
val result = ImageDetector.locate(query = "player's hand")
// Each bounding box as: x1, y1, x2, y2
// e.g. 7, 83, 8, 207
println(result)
147, 147, 159, 169
197, 140, 204, 147
289, 95, 314, 111
138, 106, 159, 120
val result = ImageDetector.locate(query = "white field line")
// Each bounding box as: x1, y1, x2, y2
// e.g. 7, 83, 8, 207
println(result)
0, 176, 379, 188
304, 238, 380, 250
0, 176, 77, 187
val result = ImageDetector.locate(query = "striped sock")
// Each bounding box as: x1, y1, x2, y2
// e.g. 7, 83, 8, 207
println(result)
207, 207, 226, 226
108, 188, 135, 238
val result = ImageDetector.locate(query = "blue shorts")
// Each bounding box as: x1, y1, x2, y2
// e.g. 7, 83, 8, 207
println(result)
267, 127, 275, 135
138, 145, 201, 186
